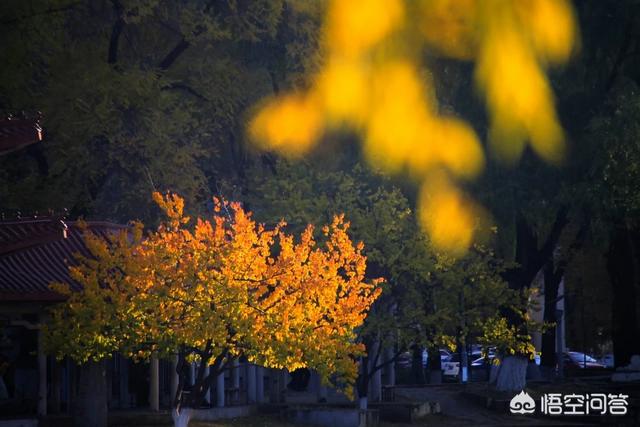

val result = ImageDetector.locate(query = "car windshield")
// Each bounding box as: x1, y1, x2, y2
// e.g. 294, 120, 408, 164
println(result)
568, 352, 597, 363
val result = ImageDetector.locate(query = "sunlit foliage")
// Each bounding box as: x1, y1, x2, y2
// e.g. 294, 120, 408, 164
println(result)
45, 192, 381, 393
249, 0, 577, 255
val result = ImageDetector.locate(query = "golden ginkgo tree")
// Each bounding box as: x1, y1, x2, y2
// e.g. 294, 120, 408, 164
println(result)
45, 192, 381, 425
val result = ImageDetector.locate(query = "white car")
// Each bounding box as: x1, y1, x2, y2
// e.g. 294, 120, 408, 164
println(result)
599, 354, 614, 368
442, 353, 460, 377
421, 349, 453, 367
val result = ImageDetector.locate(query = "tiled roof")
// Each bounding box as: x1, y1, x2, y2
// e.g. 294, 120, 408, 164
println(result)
0, 116, 43, 155
0, 218, 127, 302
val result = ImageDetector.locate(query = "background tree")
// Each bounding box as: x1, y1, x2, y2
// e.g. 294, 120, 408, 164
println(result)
0, 0, 323, 223
45, 192, 381, 427
583, 81, 640, 366
246, 159, 528, 396
247, 159, 431, 408
428, 246, 517, 381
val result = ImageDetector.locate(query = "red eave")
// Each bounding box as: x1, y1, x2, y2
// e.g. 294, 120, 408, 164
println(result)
0, 117, 43, 155
0, 218, 128, 303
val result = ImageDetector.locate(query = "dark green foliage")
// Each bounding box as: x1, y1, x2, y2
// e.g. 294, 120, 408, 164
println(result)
0, 0, 322, 223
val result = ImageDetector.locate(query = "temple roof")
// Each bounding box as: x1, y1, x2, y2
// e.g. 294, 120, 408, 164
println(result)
0, 116, 43, 155
0, 218, 127, 302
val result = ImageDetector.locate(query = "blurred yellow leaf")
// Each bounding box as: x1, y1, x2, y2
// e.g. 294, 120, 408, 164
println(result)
327, 0, 404, 57
248, 0, 577, 255
249, 93, 323, 157
418, 172, 479, 256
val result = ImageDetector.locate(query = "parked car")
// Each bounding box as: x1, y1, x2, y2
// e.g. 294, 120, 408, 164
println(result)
563, 351, 606, 369
425, 349, 453, 366
396, 348, 451, 368
598, 353, 614, 368
471, 354, 496, 368
442, 353, 460, 378
396, 352, 411, 368
533, 352, 541, 366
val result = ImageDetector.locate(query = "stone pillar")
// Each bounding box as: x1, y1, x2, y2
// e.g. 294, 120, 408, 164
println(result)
369, 367, 381, 402
216, 371, 225, 407
310, 371, 327, 402
255, 366, 264, 403
268, 369, 280, 403
232, 359, 240, 388
106, 359, 113, 410
203, 364, 211, 406
384, 348, 396, 386
37, 329, 47, 416
190, 362, 196, 385
170, 355, 178, 406
246, 363, 256, 403
368, 341, 382, 402
65, 358, 73, 413
119, 355, 130, 408
281, 369, 290, 402
51, 360, 62, 413
149, 355, 160, 411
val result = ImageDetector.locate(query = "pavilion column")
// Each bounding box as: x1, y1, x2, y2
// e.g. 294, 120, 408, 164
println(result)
267, 368, 288, 403
310, 371, 327, 402
368, 341, 381, 402
203, 365, 211, 406
51, 360, 62, 413
317, 377, 327, 402
231, 358, 240, 405
216, 371, 225, 407
383, 347, 396, 386
246, 363, 256, 403
255, 366, 264, 404
64, 358, 72, 414
232, 359, 240, 388
37, 328, 47, 416
280, 369, 289, 402
119, 355, 130, 408
369, 368, 382, 402
106, 360, 113, 410
169, 355, 178, 406
149, 355, 159, 411
268, 369, 280, 403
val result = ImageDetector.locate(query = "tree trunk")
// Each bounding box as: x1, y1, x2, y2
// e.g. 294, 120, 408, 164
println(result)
495, 356, 528, 392
607, 226, 640, 367
458, 343, 468, 383
358, 397, 368, 410
410, 345, 425, 384
541, 262, 561, 372
427, 345, 442, 384
497, 208, 568, 390
172, 407, 193, 427
73, 360, 107, 427
356, 357, 369, 410
383, 348, 396, 387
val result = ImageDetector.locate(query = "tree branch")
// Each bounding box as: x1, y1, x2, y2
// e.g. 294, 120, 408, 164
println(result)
107, 0, 126, 64
160, 82, 209, 101
159, 37, 190, 70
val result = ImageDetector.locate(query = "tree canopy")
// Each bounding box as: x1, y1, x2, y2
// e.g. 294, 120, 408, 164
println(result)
45, 192, 381, 411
